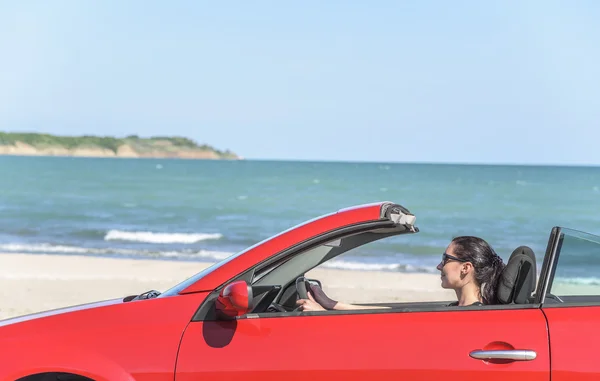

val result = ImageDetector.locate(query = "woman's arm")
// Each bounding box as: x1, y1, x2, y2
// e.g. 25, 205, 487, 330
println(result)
333, 302, 390, 310
307, 284, 390, 310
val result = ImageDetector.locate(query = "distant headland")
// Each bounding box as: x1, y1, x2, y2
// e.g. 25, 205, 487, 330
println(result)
0, 132, 240, 160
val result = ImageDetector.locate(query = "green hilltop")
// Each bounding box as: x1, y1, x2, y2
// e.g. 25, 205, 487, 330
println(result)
0, 132, 240, 160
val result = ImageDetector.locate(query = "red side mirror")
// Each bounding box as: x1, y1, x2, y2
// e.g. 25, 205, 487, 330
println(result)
215, 280, 253, 319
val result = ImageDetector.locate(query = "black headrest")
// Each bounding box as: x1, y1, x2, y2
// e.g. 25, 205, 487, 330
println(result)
497, 246, 537, 304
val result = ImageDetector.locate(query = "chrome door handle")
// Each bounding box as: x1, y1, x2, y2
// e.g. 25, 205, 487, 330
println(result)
469, 350, 537, 361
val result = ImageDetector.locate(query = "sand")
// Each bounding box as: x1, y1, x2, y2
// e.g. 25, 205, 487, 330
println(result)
0, 253, 454, 320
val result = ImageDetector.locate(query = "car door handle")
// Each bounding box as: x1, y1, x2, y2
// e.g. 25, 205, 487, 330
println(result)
469, 350, 537, 361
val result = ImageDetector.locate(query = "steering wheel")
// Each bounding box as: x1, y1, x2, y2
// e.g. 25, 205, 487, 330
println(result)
295, 276, 310, 300
266, 277, 311, 313
291, 276, 312, 311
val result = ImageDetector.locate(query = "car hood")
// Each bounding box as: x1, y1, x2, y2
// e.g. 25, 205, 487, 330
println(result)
0, 298, 124, 328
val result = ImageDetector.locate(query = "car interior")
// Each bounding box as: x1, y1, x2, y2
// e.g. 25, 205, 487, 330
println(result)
192, 225, 600, 322
245, 230, 543, 316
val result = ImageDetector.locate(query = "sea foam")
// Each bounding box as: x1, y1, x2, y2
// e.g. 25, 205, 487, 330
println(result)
321, 259, 437, 273
104, 230, 222, 244
0, 242, 233, 261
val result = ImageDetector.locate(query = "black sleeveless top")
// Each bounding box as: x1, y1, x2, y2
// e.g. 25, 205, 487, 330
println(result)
448, 301, 484, 306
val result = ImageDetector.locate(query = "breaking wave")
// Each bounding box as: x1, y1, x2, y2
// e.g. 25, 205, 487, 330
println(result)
0, 243, 233, 262
553, 277, 600, 286
104, 230, 222, 244
321, 259, 437, 273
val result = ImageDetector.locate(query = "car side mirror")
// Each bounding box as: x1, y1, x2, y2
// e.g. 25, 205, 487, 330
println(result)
215, 280, 253, 319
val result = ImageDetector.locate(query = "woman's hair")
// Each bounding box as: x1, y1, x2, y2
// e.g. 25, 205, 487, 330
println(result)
451, 236, 505, 304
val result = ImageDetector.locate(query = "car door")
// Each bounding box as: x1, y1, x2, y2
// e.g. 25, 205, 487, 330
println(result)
539, 227, 600, 381
175, 306, 549, 380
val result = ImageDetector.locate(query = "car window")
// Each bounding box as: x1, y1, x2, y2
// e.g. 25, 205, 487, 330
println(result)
252, 229, 404, 287
546, 228, 600, 300
304, 234, 457, 305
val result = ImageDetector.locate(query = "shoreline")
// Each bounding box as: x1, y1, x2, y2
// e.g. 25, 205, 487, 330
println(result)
0, 252, 453, 320
0, 133, 240, 160
0, 153, 242, 160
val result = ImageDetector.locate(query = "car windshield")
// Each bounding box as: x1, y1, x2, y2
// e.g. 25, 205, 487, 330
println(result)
158, 254, 239, 297
551, 227, 600, 284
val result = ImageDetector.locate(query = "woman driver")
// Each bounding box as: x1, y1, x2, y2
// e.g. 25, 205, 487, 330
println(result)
297, 236, 505, 311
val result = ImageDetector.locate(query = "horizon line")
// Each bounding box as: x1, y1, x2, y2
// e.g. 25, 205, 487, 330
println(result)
1, 153, 599, 168
243, 157, 600, 168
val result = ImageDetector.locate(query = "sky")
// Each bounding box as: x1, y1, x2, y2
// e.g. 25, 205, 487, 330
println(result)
1, 1, 599, 165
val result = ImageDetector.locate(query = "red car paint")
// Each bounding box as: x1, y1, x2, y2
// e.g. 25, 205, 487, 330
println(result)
215, 281, 253, 318
1, 293, 208, 381
542, 306, 600, 381
0, 202, 597, 381
176, 308, 550, 381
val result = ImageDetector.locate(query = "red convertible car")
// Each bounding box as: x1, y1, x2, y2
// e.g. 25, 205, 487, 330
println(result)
0, 201, 598, 380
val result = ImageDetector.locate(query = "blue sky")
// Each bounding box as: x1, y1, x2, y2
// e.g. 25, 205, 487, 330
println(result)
1, 1, 599, 165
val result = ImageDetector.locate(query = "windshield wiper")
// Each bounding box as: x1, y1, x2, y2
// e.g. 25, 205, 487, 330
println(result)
123, 289, 161, 302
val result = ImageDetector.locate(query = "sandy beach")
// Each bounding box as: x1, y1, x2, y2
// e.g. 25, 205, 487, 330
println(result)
0, 253, 454, 320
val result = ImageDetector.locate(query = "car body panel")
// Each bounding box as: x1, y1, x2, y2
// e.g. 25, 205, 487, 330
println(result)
175, 308, 550, 381
543, 305, 600, 380
536, 227, 600, 380
0, 298, 123, 328
1, 292, 208, 381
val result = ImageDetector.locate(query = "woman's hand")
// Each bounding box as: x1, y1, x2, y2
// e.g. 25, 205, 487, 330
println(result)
296, 292, 326, 311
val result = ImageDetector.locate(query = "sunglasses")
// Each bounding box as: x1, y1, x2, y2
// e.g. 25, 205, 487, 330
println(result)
441, 253, 468, 266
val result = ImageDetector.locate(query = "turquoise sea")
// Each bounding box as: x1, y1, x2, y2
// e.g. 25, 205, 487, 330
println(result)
2, 156, 600, 282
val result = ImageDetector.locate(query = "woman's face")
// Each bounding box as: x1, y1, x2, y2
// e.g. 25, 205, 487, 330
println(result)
436, 243, 468, 289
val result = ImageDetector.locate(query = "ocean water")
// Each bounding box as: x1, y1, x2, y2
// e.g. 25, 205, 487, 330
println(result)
2, 156, 600, 284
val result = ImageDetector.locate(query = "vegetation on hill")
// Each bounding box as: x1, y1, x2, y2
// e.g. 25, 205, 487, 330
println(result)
0, 132, 239, 159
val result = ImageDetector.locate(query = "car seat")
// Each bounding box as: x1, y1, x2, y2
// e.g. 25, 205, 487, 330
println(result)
496, 246, 537, 304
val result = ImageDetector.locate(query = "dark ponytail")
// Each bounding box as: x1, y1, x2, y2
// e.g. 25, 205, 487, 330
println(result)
451, 236, 505, 305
